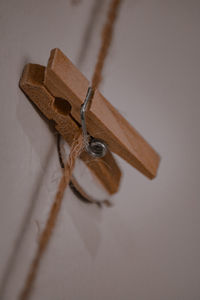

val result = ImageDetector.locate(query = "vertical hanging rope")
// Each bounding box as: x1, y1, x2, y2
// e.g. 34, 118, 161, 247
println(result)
92, 0, 121, 90
20, 133, 84, 300
19, 0, 122, 299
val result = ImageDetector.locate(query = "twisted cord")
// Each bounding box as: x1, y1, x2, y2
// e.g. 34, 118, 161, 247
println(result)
92, 0, 121, 89
19, 0, 122, 298
19, 133, 84, 300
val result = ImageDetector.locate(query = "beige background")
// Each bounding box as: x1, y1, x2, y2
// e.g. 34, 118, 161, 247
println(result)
0, 0, 200, 299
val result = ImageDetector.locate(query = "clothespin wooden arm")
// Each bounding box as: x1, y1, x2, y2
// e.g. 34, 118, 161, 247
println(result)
20, 63, 121, 195
45, 48, 160, 179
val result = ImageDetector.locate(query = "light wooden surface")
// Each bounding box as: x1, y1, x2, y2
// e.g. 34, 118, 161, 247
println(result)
20, 63, 121, 195
45, 48, 160, 179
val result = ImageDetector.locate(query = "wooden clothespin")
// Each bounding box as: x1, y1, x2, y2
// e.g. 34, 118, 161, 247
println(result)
20, 63, 121, 195
20, 48, 160, 195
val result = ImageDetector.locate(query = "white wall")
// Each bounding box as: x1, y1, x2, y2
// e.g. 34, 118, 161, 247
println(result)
0, 0, 200, 299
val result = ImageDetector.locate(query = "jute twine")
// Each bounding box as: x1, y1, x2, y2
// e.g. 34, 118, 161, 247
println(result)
19, 1, 122, 299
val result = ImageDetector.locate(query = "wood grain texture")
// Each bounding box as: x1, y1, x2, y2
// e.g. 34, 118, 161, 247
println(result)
20, 63, 121, 195
45, 48, 160, 179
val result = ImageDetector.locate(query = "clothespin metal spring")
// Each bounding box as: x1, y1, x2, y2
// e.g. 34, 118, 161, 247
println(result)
80, 87, 108, 158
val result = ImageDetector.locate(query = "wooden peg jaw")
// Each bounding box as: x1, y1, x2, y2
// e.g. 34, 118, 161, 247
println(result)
19, 63, 121, 195
45, 48, 160, 179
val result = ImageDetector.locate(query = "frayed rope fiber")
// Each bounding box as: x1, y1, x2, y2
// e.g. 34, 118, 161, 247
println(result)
19, 132, 84, 300
19, 0, 122, 299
